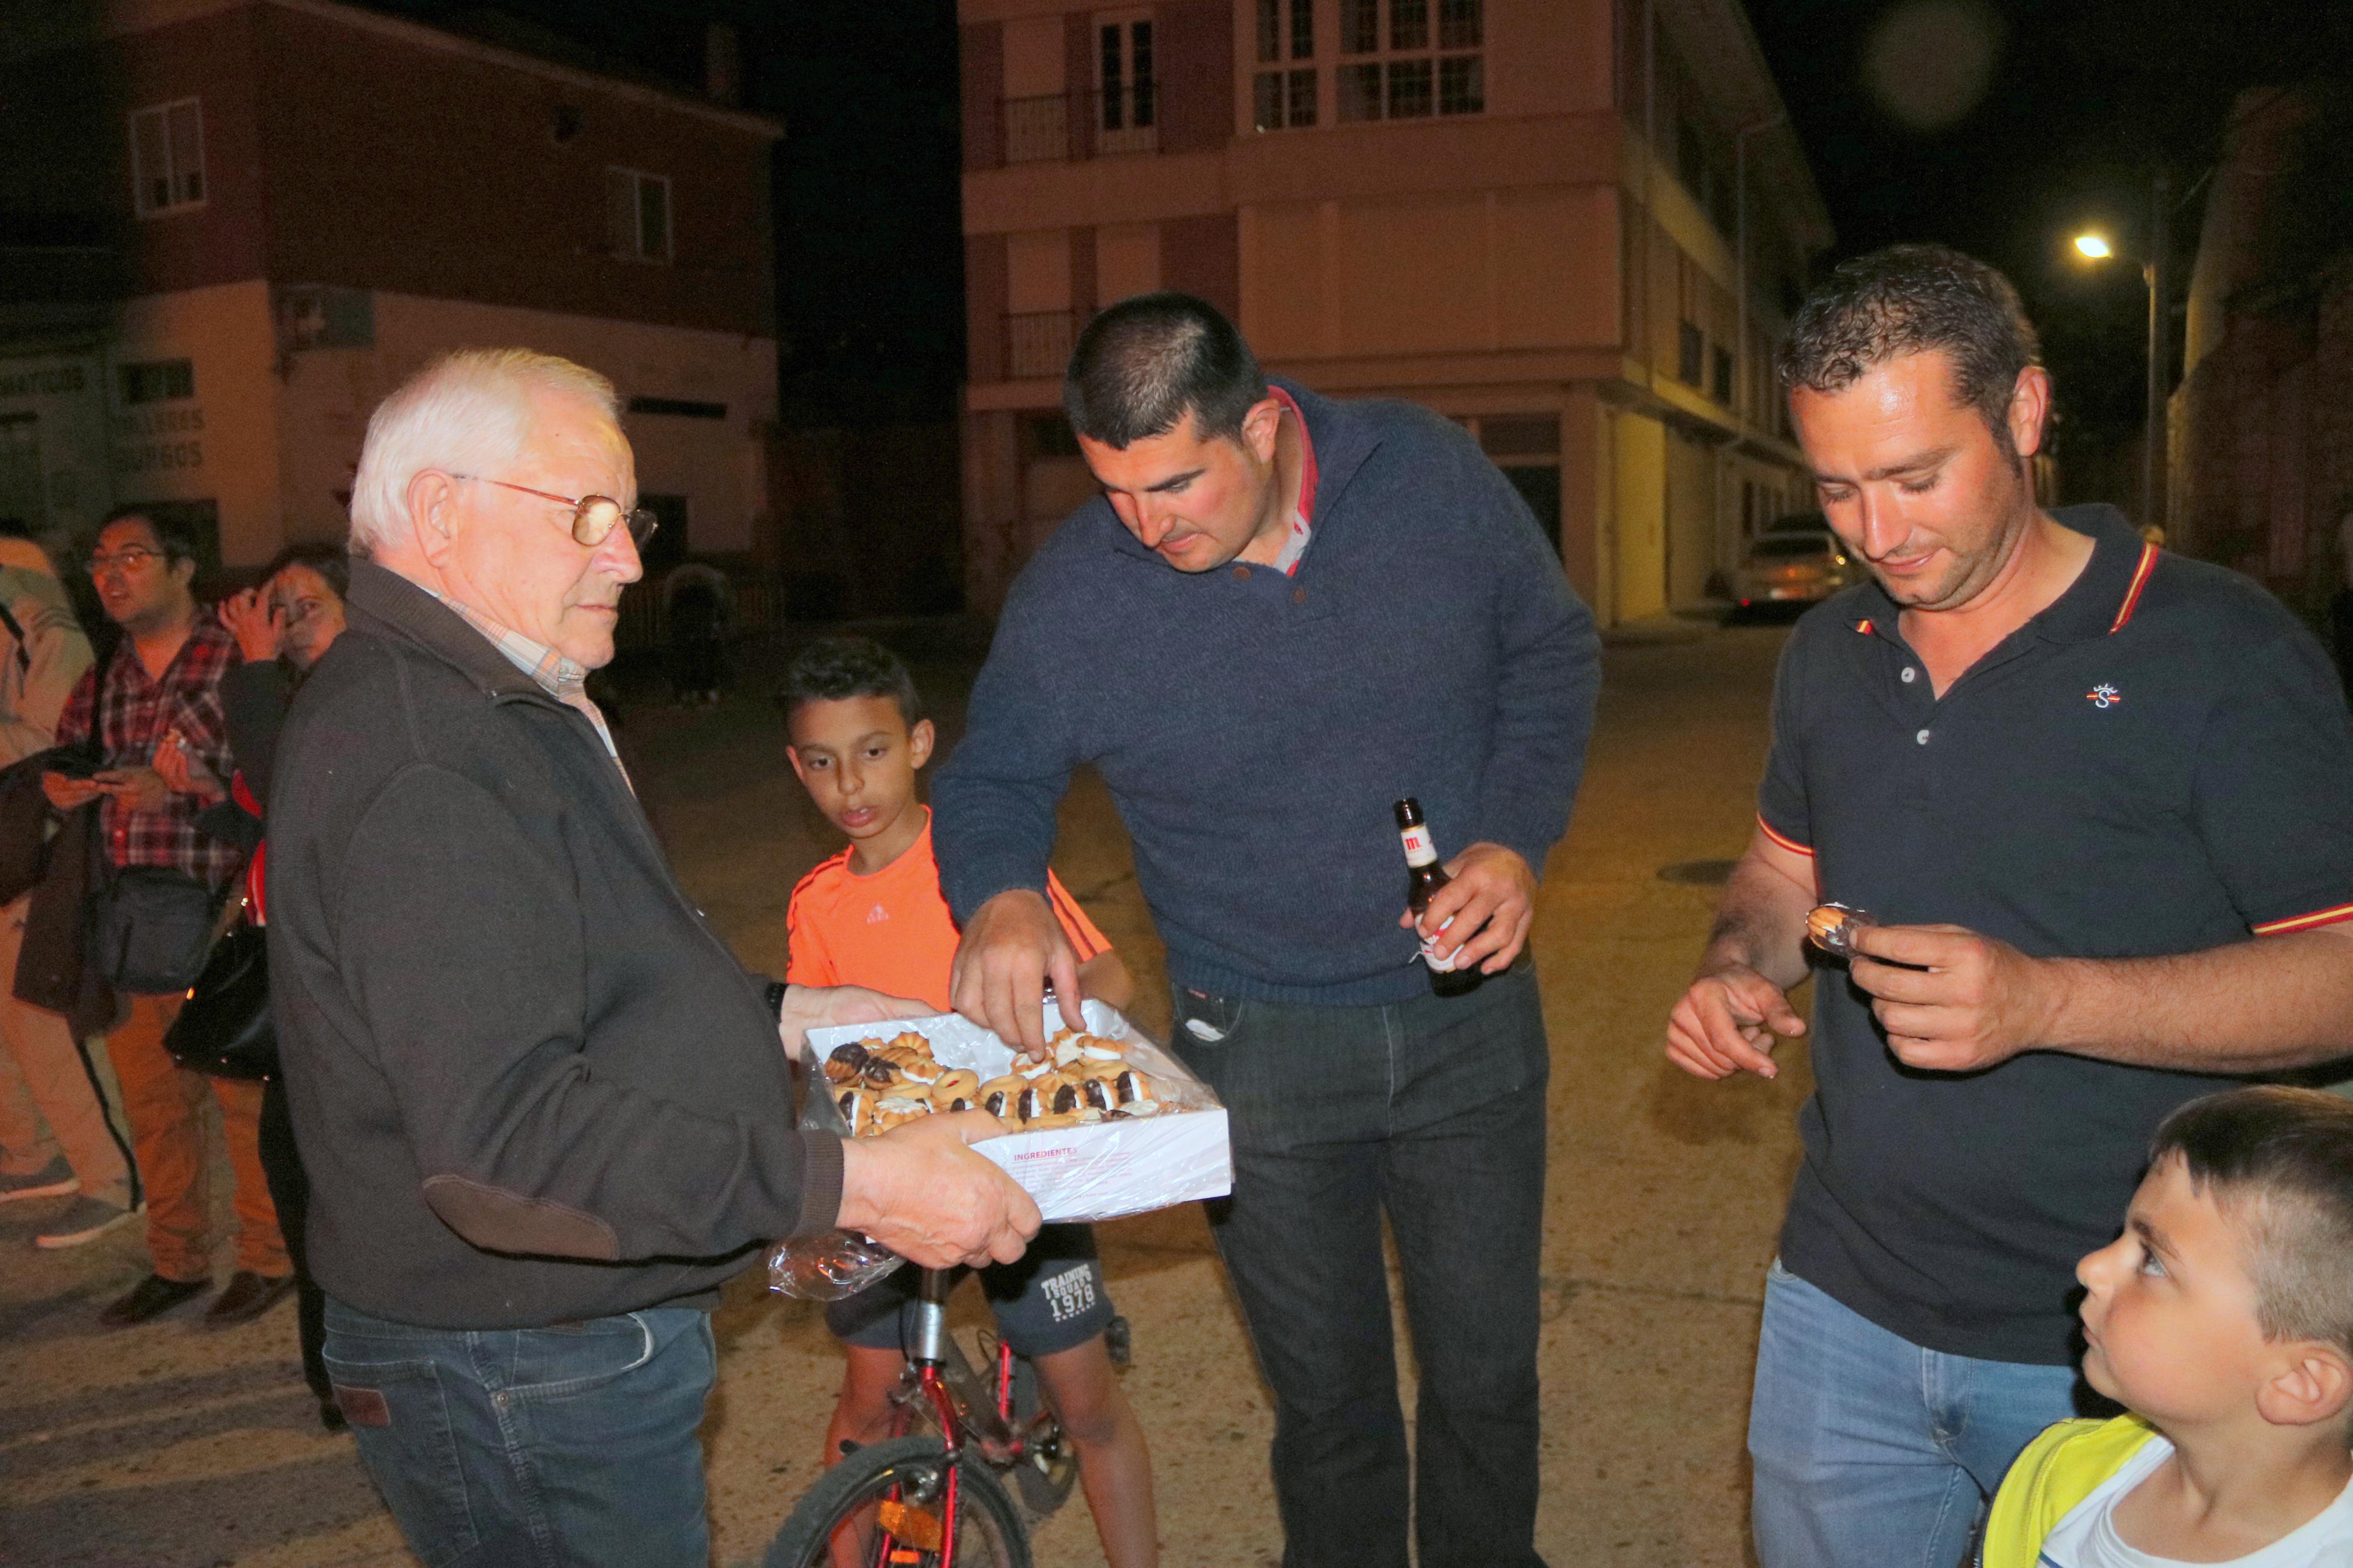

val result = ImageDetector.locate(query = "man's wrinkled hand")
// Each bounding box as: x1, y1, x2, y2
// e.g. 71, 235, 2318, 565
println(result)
1847, 922, 2060, 1073
949, 889, 1083, 1060
837, 1111, 1042, 1270
1666, 963, 1805, 1080
776, 983, 929, 1064
1396, 841, 1536, 975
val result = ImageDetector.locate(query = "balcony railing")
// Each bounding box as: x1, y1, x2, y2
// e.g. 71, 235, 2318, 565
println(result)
1004, 310, 1078, 381
987, 85, 1161, 167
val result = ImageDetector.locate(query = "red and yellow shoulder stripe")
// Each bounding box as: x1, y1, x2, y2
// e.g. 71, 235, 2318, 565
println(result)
2253, 902, 2353, 937
2109, 543, 2159, 634
1758, 816, 1814, 858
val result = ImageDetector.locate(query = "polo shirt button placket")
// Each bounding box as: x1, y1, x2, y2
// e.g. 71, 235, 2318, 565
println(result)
1901, 666, 1917, 684
1916, 728, 1932, 745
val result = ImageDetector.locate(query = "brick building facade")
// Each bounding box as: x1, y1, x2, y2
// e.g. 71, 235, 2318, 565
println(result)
956, 0, 1832, 621
0, 0, 780, 593
2167, 86, 2353, 625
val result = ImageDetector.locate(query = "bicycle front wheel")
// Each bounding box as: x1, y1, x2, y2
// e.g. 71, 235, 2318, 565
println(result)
765, 1435, 1031, 1568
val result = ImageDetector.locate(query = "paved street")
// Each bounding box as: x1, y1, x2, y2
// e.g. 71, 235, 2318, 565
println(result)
1, 617, 1811, 1567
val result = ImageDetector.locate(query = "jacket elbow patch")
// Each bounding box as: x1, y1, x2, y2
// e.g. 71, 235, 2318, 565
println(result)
421, 1174, 622, 1261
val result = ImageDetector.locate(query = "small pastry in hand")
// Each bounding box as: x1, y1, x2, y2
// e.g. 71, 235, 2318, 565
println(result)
822, 1043, 869, 1086
836, 1087, 876, 1135
1807, 902, 1875, 959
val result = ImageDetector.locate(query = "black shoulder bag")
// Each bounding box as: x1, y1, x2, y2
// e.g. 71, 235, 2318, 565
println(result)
162, 894, 274, 1081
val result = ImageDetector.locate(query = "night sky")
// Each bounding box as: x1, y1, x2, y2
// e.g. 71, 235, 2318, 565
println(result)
359, 1, 2345, 460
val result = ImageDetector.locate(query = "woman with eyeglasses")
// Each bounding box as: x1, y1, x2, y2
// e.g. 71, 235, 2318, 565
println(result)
162, 542, 350, 1430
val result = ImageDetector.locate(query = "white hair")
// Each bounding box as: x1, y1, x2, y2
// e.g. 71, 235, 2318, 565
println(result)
346, 348, 622, 557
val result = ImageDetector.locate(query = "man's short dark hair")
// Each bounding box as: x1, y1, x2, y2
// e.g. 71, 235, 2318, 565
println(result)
1777, 244, 2042, 455
1063, 292, 1268, 449
2152, 1086, 2353, 1356
98, 505, 201, 567
778, 635, 924, 729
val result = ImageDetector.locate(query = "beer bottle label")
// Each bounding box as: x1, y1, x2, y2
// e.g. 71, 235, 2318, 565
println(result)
1420, 915, 1460, 971
1400, 824, 1438, 866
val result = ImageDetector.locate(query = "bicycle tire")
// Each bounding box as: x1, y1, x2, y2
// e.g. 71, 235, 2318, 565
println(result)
765, 1435, 1031, 1568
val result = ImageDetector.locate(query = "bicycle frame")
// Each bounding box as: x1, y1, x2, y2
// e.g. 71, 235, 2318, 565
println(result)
875, 1267, 1026, 1564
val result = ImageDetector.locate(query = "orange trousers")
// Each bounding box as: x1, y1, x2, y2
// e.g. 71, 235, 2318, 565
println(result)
104, 992, 286, 1281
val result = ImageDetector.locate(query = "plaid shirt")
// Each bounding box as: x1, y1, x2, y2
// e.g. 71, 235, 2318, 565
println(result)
55, 613, 243, 887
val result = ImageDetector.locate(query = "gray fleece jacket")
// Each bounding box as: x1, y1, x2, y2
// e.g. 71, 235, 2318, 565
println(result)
268, 561, 839, 1329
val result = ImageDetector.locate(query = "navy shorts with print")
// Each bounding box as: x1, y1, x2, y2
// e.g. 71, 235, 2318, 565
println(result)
826, 1222, 1114, 1358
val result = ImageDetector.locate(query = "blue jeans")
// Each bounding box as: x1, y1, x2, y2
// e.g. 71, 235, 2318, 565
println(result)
1169, 965, 1550, 1568
322, 1296, 717, 1568
1747, 1261, 2086, 1568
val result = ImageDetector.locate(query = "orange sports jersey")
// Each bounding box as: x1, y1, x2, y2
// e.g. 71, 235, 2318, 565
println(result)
785, 815, 1110, 1012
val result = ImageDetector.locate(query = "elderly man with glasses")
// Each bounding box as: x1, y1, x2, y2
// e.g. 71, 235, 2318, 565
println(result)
265, 348, 1040, 1568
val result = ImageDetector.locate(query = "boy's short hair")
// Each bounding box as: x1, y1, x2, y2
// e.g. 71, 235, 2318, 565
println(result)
778, 635, 924, 729
2152, 1086, 2353, 1355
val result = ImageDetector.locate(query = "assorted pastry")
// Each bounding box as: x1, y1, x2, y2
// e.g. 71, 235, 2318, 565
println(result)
821, 1028, 1181, 1137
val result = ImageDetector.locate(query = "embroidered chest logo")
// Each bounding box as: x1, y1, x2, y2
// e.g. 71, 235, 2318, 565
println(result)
866, 905, 890, 925
2086, 683, 2122, 709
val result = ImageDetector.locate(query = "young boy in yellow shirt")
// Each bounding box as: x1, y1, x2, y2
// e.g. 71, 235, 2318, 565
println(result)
780, 636, 1157, 1566
1983, 1086, 2353, 1566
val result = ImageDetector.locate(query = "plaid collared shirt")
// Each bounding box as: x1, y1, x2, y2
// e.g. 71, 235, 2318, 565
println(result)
56, 612, 243, 887
421, 587, 625, 773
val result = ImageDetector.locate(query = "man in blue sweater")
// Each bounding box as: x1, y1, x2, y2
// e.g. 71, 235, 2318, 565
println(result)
935, 293, 1600, 1567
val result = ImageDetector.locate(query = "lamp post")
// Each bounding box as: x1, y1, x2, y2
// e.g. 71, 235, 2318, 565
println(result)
2072, 170, 2171, 535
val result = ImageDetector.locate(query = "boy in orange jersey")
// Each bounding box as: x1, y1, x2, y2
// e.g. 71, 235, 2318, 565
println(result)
781, 636, 1157, 1566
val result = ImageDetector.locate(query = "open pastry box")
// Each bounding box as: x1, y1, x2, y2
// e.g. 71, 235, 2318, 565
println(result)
802, 1000, 1233, 1225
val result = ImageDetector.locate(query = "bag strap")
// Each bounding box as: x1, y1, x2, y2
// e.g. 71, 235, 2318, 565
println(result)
0, 599, 30, 675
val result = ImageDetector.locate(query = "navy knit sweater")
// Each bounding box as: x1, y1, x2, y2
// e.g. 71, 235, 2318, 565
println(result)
934, 380, 1602, 1006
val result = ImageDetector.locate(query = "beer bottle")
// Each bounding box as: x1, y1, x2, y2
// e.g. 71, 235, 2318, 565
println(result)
1394, 798, 1482, 997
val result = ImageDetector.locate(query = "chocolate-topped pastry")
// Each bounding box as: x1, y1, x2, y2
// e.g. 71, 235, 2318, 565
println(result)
860, 1058, 897, 1088
1051, 1082, 1080, 1114
1080, 1075, 1115, 1111
1112, 1068, 1151, 1106
823, 1042, 869, 1085
1807, 902, 1875, 959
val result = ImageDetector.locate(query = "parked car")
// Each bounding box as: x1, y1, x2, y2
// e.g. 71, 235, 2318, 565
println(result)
1730, 515, 1855, 617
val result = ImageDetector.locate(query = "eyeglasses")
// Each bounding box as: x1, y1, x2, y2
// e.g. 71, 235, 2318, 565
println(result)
87, 547, 165, 578
449, 475, 659, 551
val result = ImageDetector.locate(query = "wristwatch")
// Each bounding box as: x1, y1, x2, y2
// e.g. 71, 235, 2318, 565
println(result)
765, 980, 790, 1022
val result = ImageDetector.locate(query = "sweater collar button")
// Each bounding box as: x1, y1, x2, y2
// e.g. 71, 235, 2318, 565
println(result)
1231, 564, 1251, 580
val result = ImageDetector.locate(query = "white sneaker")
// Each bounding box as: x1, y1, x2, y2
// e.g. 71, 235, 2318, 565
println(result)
0, 1156, 77, 1204
35, 1196, 141, 1249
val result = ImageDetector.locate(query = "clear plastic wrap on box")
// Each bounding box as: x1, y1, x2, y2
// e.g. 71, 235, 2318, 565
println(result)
767, 1000, 1232, 1300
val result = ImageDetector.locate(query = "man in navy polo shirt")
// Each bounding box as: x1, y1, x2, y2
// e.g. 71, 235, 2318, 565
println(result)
1665, 246, 2353, 1568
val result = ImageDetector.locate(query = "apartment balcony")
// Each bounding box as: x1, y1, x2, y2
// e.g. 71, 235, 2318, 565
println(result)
981, 84, 1160, 168
1003, 310, 1079, 380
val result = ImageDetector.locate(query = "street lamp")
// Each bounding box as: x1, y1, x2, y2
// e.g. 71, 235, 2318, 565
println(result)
2068, 171, 2171, 535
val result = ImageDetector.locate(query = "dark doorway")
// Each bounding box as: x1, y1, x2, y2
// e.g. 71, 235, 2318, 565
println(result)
1503, 466, 1562, 554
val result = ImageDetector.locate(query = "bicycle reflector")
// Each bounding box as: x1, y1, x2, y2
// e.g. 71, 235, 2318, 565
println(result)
876, 1501, 943, 1553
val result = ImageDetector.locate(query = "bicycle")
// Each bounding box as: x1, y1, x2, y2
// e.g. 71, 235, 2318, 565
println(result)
766, 1265, 1128, 1567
